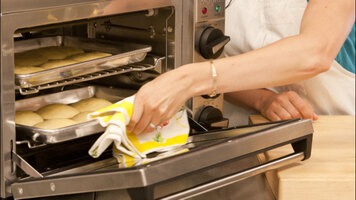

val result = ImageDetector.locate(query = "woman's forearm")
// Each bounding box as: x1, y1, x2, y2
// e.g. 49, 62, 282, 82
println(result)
184, 35, 329, 96
225, 89, 275, 111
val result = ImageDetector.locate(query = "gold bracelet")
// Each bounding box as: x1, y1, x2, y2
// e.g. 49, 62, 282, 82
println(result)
209, 60, 218, 97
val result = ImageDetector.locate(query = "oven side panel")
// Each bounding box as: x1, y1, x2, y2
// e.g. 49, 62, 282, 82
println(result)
0, 14, 17, 198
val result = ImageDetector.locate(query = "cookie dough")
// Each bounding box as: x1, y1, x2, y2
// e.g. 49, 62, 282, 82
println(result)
60, 46, 85, 57
35, 46, 84, 60
70, 52, 112, 62
34, 119, 77, 129
14, 66, 45, 74
71, 111, 92, 123
15, 51, 48, 66
36, 104, 79, 120
15, 111, 44, 126
41, 59, 78, 69
71, 98, 112, 112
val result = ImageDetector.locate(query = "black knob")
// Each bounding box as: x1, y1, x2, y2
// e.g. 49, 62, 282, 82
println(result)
196, 26, 230, 59
195, 106, 229, 130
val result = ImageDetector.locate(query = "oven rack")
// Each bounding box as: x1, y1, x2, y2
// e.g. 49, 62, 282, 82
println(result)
16, 56, 164, 95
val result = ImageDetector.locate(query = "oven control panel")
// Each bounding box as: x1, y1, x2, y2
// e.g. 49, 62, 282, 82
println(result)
196, 0, 225, 22
188, 0, 229, 130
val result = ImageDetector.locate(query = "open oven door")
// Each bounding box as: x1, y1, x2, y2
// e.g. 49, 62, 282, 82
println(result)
11, 119, 313, 200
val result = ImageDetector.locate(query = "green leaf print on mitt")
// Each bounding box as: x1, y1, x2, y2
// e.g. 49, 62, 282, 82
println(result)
153, 132, 164, 143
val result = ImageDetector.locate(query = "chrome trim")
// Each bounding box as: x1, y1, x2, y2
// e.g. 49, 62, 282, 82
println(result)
160, 152, 304, 200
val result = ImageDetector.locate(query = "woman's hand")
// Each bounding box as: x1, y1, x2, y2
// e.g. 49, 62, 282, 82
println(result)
259, 91, 318, 121
127, 67, 195, 135
226, 89, 318, 122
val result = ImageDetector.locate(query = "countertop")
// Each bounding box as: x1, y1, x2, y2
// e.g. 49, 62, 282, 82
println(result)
249, 115, 355, 200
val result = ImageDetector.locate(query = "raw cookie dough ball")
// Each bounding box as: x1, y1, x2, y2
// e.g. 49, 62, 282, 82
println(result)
71, 111, 92, 123
15, 111, 44, 126
34, 119, 77, 129
34, 46, 68, 60
70, 52, 112, 62
14, 66, 45, 74
60, 46, 85, 57
36, 104, 79, 120
15, 51, 48, 66
35, 46, 84, 60
71, 98, 112, 112
41, 59, 78, 69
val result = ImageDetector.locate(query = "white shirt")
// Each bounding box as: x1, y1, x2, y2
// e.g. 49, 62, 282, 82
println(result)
224, 0, 355, 118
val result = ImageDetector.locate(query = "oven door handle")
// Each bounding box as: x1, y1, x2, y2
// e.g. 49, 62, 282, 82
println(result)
159, 152, 304, 200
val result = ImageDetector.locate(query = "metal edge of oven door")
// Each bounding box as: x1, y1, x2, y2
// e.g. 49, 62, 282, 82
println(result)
10, 119, 313, 200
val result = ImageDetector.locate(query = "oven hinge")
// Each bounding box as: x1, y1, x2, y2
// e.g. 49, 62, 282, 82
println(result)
12, 151, 43, 178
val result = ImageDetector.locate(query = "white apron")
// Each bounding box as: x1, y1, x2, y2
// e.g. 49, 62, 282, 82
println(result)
224, 0, 355, 125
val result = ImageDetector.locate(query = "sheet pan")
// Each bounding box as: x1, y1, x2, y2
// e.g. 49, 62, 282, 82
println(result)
15, 86, 136, 146
15, 36, 152, 88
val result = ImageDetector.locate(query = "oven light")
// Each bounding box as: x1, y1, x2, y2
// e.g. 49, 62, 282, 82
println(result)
215, 5, 221, 13
202, 7, 208, 14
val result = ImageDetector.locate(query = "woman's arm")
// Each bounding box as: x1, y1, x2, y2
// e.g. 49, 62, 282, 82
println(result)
128, 0, 354, 134
225, 90, 318, 121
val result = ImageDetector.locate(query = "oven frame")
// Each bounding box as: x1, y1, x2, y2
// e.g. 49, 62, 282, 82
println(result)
0, 0, 183, 197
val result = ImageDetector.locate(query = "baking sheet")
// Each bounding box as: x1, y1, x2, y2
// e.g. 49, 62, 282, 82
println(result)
15, 86, 136, 145
15, 36, 152, 88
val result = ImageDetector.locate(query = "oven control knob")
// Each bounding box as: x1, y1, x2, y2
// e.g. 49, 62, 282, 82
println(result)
195, 106, 229, 130
196, 26, 230, 59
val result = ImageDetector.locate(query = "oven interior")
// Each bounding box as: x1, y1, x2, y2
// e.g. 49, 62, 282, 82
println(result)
13, 6, 176, 179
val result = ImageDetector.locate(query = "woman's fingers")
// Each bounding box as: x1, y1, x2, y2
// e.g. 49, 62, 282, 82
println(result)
265, 111, 282, 121
288, 91, 316, 120
261, 91, 317, 121
140, 108, 165, 134
127, 97, 144, 132
264, 103, 292, 120
131, 109, 153, 135
302, 98, 318, 120
277, 94, 302, 119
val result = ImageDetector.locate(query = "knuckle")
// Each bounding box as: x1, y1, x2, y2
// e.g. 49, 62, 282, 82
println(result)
146, 102, 157, 111
275, 95, 284, 102
158, 106, 166, 116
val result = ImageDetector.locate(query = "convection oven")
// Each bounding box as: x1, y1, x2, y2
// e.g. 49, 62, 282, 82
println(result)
0, 0, 313, 199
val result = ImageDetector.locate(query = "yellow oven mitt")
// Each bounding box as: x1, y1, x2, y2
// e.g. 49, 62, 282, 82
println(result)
88, 96, 190, 160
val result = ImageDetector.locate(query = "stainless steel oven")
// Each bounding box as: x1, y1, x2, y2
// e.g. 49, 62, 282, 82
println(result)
1, 0, 313, 199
